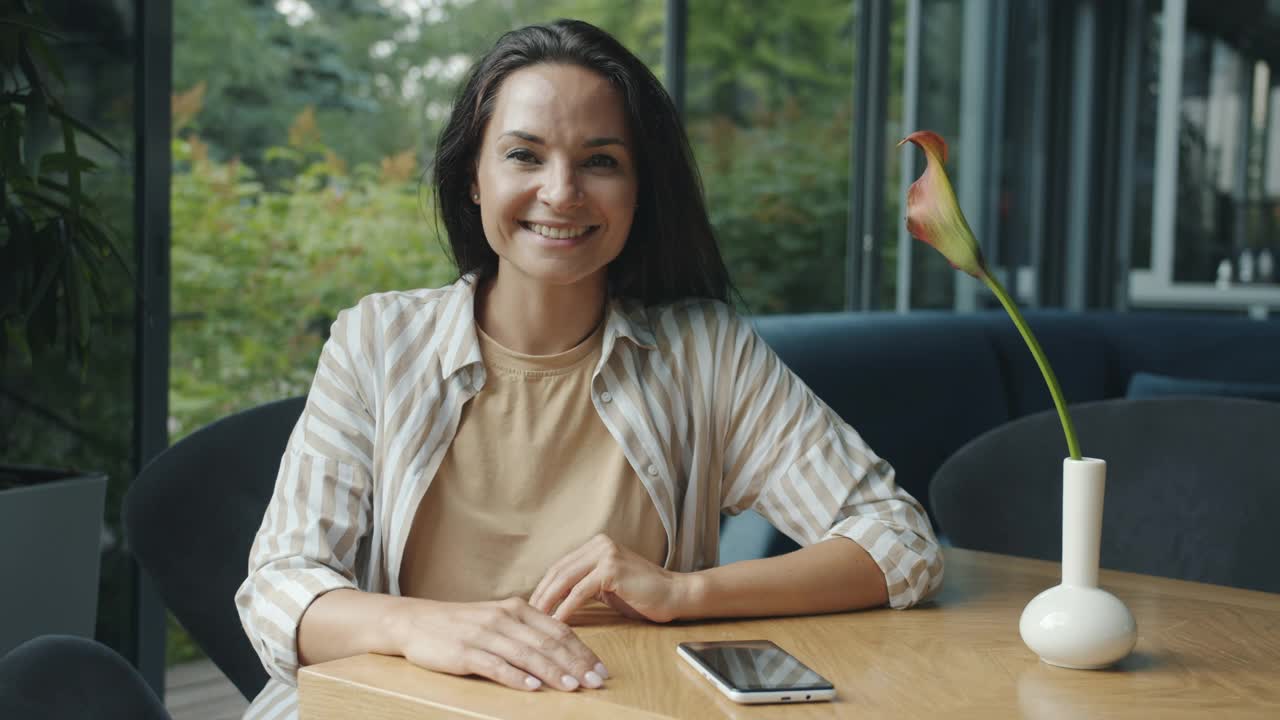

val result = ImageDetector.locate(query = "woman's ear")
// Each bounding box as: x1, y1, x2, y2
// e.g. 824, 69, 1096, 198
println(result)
470, 181, 479, 204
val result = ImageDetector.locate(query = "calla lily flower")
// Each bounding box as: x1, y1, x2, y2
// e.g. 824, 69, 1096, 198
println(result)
900, 130, 1082, 461
898, 131, 989, 279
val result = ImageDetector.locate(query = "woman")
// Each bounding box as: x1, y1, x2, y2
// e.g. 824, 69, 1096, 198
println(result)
235, 19, 942, 719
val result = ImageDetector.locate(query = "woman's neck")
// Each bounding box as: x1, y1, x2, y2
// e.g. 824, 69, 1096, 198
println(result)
476, 270, 607, 356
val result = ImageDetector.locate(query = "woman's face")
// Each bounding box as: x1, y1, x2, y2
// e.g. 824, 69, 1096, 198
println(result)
471, 63, 638, 292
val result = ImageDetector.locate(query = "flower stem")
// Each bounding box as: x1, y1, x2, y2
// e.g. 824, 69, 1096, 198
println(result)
980, 273, 1082, 460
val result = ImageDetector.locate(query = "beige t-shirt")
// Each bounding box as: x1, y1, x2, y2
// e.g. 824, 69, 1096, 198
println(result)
399, 320, 668, 602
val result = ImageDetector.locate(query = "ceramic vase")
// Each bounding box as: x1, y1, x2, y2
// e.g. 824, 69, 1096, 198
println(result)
1019, 457, 1138, 669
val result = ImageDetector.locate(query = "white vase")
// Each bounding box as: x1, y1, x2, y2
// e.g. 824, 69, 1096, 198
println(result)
1019, 457, 1138, 669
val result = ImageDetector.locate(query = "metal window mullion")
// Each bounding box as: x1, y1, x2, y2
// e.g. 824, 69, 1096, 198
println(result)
847, 0, 890, 311
1064, 0, 1097, 311
896, 0, 922, 313
1151, 0, 1187, 285
846, 0, 869, 311
1112, 0, 1148, 311
955, 0, 996, 312
1233, 57, 1254, 258
863, 0, 890, 309
132, 0, 172, 697
663, 0, 687, 115
1025, 0, 1050, 308
986, 0, 1009, 288
1266, 72, 1280, 199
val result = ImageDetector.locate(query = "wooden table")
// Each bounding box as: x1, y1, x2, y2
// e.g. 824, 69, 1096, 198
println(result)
298, 547, 1280, 719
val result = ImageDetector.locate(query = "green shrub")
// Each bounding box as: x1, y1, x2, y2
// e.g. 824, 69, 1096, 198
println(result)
169, 128, 454, 440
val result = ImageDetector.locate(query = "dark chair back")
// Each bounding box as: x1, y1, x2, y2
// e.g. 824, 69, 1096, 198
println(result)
124, 397, 305, 701
930, 397, 1280, 594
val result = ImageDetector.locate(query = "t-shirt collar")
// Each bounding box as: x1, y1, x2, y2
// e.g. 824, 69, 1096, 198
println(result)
439, 274, 658, 381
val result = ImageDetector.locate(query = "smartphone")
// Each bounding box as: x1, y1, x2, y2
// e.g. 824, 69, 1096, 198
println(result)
676, 640, 836, 704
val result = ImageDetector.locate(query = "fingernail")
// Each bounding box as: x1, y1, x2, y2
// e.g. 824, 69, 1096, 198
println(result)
583, 670, 603, 688
561, 674, 580, 690
524, 676, 542, 690
594, 662, 610, 680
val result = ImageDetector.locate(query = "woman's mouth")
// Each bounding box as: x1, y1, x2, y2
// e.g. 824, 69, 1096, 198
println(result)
520, 221, 599, 241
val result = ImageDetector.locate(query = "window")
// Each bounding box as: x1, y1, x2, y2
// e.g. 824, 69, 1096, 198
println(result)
685, 1, 855, 314
0, 0, 141, 666
1130, 0, 1280, 315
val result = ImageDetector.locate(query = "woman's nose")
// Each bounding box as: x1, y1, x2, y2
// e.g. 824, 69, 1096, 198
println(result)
537, 163, 584, 210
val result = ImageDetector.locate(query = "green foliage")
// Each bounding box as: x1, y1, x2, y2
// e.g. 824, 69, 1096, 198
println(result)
686, 0, 853, 122
174, 0, 403, 181
684, 2, 856, 313
169, 130, 454, 438
166, 612, 204, 666
174, 0, 663, 186
692, 107, 852, 313
0, 1, 130, 369
1, 0, 140, 663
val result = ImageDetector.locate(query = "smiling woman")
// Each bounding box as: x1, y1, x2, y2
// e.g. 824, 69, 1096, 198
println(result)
232, 19, 942, 720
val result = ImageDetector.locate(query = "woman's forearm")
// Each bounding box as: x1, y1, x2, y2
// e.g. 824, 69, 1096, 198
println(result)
678, 536, 888, 620
297, 589, 607, 692
296, 588, 413, 667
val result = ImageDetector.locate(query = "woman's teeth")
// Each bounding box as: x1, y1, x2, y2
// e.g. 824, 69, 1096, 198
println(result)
524, 222, 592, 240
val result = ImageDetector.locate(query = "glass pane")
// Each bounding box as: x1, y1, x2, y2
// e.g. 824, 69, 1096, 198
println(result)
1246, 60, 1277, 284
1172, 31, 1247, 283
1129, 7, 1163, 271
685, 0, 854, 314
1166, 1, 1280, 288
880, 0, 907, 310
0, 0, 139, 657
170, 0, 661, 664
995, 0, 1049, 305
908, 0, 962, 309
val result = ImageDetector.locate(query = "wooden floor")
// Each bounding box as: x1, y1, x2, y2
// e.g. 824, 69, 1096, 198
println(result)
165, 659, 249, 720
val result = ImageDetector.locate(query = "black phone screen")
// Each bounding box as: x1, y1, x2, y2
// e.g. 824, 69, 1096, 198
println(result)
679, 640, 835, 692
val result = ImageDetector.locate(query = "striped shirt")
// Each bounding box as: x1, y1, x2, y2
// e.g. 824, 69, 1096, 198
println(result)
234, 275, 943, 719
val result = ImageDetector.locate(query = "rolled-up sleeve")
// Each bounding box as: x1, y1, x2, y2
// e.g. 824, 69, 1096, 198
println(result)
234, 306, 376, 684
718, 313, 943, 608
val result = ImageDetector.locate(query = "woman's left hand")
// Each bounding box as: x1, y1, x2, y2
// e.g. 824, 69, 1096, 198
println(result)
529, 534, 690, 624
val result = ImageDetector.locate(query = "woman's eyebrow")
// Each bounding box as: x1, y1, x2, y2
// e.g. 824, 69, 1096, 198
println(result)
500, 130, 626, 148
500, 130, 544, 144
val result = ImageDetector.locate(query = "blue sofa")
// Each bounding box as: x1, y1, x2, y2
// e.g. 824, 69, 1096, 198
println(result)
719, 310, 1280, 562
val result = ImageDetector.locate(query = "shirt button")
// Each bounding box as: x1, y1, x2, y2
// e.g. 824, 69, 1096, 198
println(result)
600, 391, 613, 403
647, 464, 659, 476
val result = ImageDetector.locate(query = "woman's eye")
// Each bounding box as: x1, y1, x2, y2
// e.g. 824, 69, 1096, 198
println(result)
507, 149, 538, 163
585, 154, 619, 169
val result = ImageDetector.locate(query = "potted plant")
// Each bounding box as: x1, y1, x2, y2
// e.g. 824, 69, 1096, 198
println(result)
0, 0, 127, 656
900, 130, 1137, 669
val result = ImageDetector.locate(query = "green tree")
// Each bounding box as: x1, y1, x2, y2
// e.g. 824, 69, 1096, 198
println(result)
169, 120, 454, 441
684, 1, 857, 313
175, 0, 663, 185
175, 0, 413, 177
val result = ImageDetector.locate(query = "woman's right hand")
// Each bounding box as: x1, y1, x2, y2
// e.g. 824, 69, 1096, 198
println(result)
392, 596, 609, 692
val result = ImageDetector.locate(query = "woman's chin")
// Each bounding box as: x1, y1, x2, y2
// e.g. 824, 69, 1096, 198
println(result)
499, 259, 609, 291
